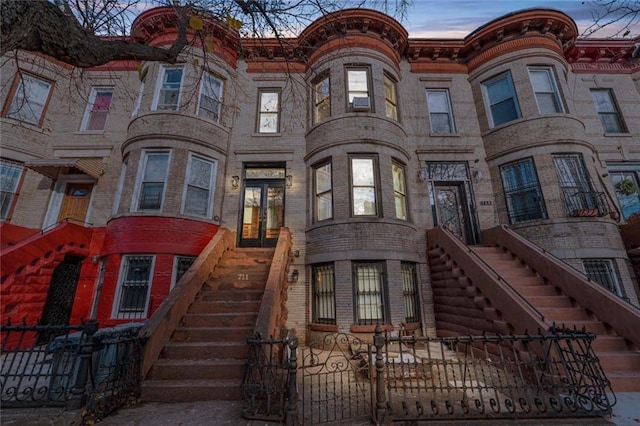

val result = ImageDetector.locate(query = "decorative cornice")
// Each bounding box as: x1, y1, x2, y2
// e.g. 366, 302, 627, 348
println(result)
567, 38, 640, 73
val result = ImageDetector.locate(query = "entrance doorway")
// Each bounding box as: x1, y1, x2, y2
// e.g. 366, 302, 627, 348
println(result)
58, 183, 93, 224
239, 178, 285, 248
426, 162, 479, 244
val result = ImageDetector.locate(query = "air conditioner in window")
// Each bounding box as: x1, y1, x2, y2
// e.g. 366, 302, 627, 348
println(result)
352, 96, 371, 112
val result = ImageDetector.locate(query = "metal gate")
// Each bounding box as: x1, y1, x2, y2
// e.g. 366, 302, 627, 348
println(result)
39, 256, 82, 343
298, 333, 374, 424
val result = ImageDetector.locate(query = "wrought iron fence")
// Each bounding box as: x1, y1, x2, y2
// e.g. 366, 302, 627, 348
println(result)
241, 327, 614, 425
1, 319, 142, 423
562, 190, 610, 217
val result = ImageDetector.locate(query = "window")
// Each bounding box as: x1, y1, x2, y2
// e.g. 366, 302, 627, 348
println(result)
529, 67, 563, 114
114, 255, 154, 318
426, 89, 455, 133
1, 159, 23, 220
312, 75, 330, 123
198, 72, 223, 122
609, 168, 640, 221
81, 87, 114, 131
353, 261, 386, 325
384, 74, 398, 120
500, 158, 547, 223
135, 151, 170, 211
182, 153, 217, 218
553, 154, 601, 216
591, 89, 626, 133
112, 156, 128, 216
314, 160, 332, 221
347, 67, 371, 112
312, 263, 336, 325
482, 71, 521, 127
401, 262, 420, 323
583, 259, 624, 298
392, 162, 407, 220
153, 66, 183, 110
5, 74, 52, 126
351, 156, 377, 216
257, 90, 280, 133
172, 255, 196, 289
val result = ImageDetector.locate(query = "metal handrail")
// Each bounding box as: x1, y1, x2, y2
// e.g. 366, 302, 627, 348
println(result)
438, 225, 546, 322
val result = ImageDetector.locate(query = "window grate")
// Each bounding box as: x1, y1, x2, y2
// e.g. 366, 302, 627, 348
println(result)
312, 263, 336, 325
354, 261, 385, 325
174, 255, 196, 287
116, 255, 153, 319
500, 158, 547, 223
583, 259, 624, 298
401, 262, 420, 323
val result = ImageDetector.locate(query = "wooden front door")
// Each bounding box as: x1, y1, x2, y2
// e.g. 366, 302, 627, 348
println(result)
58, 183, 93, 224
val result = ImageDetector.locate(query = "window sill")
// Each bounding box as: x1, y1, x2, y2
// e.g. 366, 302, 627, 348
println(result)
252, 132, 281, 137
75, 130, 106, 135
309, 323, 338, 332
603, 133, 631, 137
428, 132, 460, 137
350, 324, 394, 333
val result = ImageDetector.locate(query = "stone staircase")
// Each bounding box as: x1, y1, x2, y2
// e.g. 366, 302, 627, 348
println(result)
141, 248, 274, 402
470, 246, 640, 392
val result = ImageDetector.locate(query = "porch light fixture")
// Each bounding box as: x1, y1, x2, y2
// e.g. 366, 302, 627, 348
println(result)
418, 169, 428, 182
231, 175, 239, 189
291, 269, 299, 282
286, 175, 293, 187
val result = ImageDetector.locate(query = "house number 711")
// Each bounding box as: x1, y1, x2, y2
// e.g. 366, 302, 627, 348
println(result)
237, 273, 249, 280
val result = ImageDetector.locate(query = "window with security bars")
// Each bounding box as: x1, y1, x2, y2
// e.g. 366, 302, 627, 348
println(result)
583, 259, 624, 298
114, 255, 154, 318
499, 158, 547, 223
312, 263, 336, 325
401, 262, 420, 323
553, 154, 601, 215
353, 261, 386, 325
172, 255, 196, 289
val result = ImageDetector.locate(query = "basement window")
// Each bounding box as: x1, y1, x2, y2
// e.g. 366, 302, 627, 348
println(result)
113, 255, 154, 319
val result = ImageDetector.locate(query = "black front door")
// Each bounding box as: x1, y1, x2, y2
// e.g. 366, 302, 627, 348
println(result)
239, 180, 284, 247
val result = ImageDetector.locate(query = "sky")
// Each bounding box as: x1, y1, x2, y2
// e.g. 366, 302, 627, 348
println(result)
395, 0, 619, 38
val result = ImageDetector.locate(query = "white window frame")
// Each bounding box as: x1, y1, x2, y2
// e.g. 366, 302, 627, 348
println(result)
314, 160, 333, 222
384, 73, 398, 121
152, 66, 184, 110
312, 75, 331, 124
0, 159, 24, 221
6, 73, 52, 126
346, 67, 372, 112
392, 162, 407, 220
80, 87, 114, 131
112, 255, 155, 319
426, 89, 456, 133
591, 89, 626, 133
181, 153, 217, 219
131, 150, 171, 212
257, 89, 281, 133
350, 156, 378, 217
197, 72, 223, 122
482, 71, 521, 128
171, 255, 196, 290
112, 156, 128, 216
528, 67, 564, 114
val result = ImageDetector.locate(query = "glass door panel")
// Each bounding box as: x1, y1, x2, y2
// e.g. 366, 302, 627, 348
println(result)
239, 180, 285, 247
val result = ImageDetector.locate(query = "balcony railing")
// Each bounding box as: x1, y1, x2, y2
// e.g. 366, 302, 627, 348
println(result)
562, 190, 609, 217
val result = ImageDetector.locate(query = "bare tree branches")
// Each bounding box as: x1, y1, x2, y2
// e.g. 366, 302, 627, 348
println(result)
583, 0, 640, 37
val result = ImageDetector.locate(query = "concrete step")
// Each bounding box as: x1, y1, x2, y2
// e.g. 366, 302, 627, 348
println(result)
161, 341, 249, 359
563, 320, 613, 335
171, 326, 254, 342
141, 379, 243, 402
203, 279, 266, 292
591, 336, 631, 352
527, 296, 574, 308
539, 307, 591, 321
606, 370, 640, 392
506, 276, 546, 287
515, 285, 560, 297
181, 312, 257, 328
598, 352, 640, 371
188, 300, 261, 314
148, 358, 246, 380
196, 289, 264, 302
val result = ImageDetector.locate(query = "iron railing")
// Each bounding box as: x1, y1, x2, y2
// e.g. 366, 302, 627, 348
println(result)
0, 320, 142, 423
241, 327, 615, 425
562, 190, 609, 217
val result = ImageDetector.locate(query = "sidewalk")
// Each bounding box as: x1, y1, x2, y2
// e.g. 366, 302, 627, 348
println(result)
1, 394, 638, 425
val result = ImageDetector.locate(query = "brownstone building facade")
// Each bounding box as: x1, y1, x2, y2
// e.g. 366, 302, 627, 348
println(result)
1, 7, 639, 343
